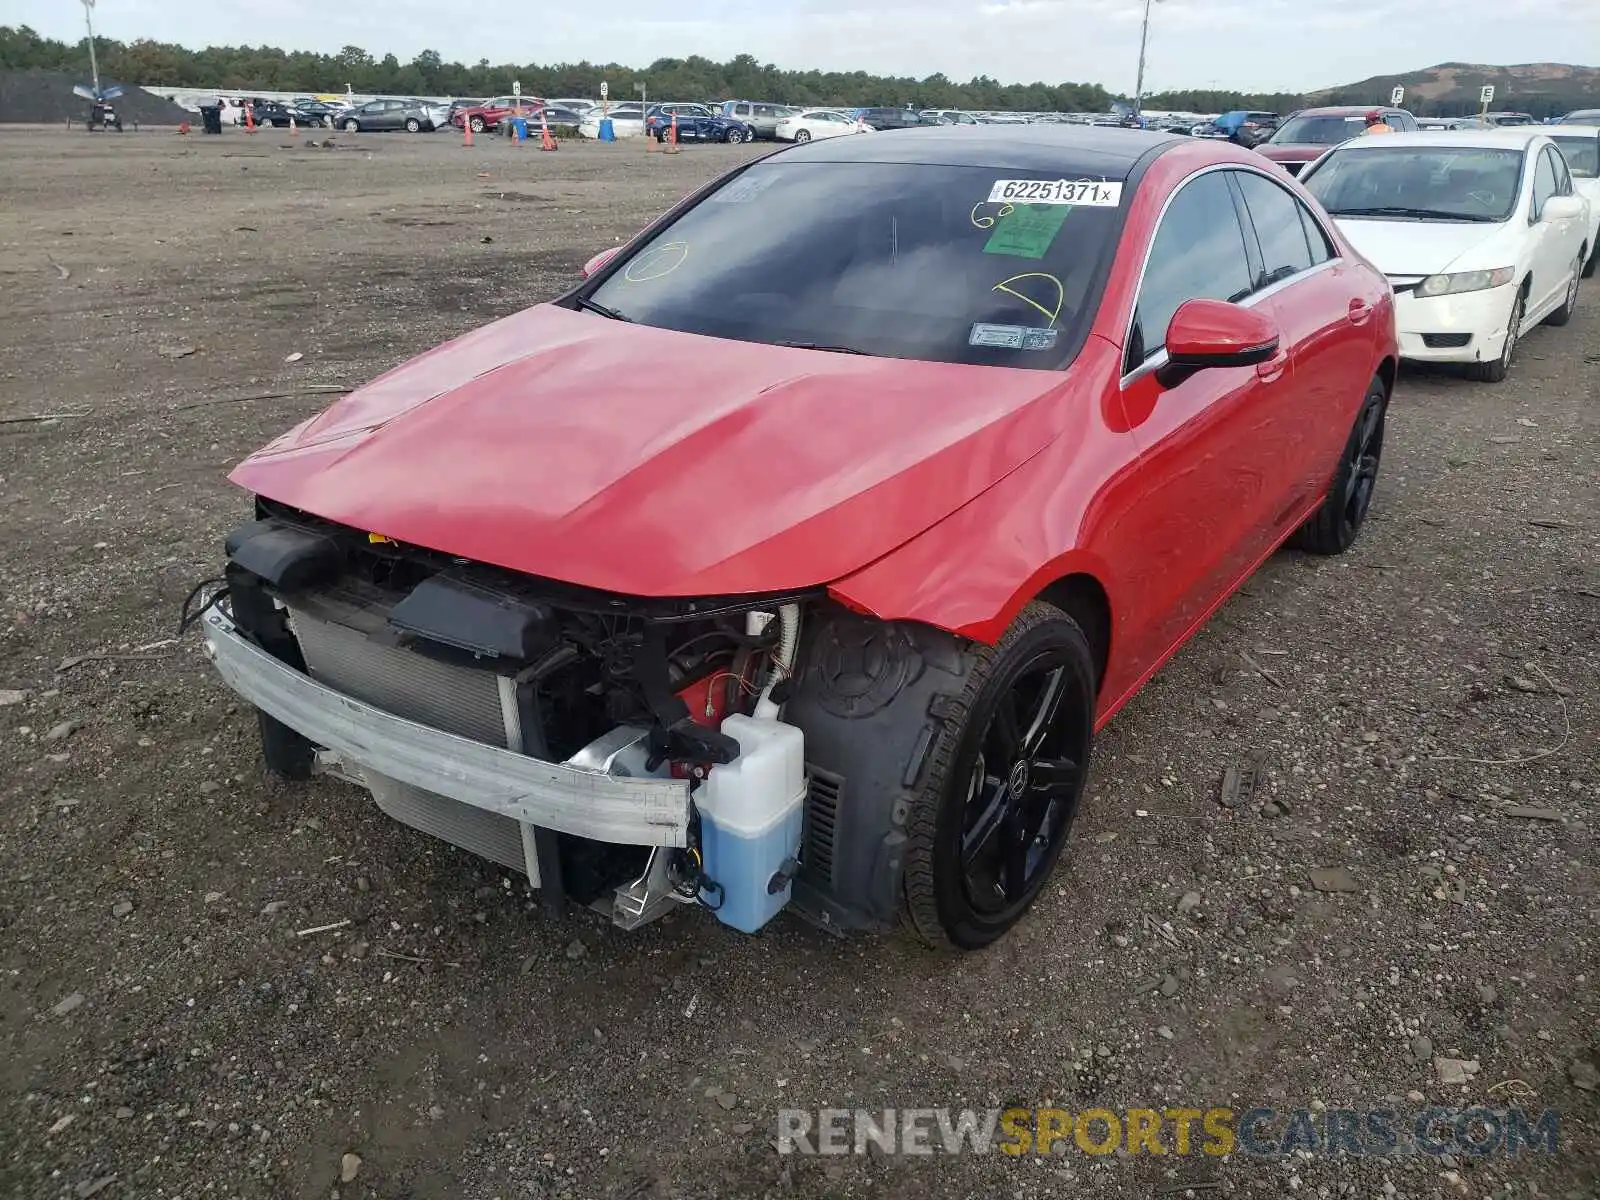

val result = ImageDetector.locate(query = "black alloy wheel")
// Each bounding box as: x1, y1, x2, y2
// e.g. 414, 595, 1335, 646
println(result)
1292, 375, 1387, 555
956, 655, 1085, 918
902, 602, 1096, 950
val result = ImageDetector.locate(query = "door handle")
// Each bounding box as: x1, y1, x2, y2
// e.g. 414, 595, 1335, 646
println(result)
1256, 349, 1289, 383
1347, 298, 1373, 326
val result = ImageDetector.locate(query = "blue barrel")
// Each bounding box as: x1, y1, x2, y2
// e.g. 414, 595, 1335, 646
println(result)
511, 117, 528, 141
598, 117, 615, 142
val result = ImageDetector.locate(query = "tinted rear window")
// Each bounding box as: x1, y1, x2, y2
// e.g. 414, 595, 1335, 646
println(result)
584, 160, 1129, 370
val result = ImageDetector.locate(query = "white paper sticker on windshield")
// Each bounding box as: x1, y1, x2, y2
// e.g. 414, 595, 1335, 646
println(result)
987, 179, 1123, 206
710, 173, 776, 203
969, 323, 1059, 351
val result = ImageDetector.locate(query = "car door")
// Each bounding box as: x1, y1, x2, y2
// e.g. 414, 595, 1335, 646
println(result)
1112, 167, 1298, 673
1231, 168, 1374, 523
1526, 146, 1569, 315
1544, 144, 1588, 281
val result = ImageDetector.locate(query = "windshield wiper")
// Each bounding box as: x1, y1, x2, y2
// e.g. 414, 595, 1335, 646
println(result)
776, 340, 869, 355
1327, 206, 1497, 223
573, 296, 632, 321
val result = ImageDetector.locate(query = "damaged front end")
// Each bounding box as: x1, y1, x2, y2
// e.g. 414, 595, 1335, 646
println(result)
190, 499, 817, 932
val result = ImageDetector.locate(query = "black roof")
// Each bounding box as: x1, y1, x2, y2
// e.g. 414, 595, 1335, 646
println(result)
773, 124, 1181, 176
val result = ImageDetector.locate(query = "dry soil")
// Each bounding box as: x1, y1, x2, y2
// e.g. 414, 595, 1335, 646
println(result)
0, 125, 1596, 1200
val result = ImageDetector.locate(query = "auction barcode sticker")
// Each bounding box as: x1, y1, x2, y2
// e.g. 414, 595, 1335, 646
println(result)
986, 179, 1123, 206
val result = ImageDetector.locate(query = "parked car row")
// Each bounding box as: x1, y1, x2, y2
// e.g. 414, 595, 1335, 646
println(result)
1297, 125, 1593, 381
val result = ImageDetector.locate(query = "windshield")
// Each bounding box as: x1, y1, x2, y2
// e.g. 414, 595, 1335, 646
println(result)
1302, 146, 1525, 223
1551, 135, 1598, 178
1271, 114, 1369, 145
582, 160, 1128, 370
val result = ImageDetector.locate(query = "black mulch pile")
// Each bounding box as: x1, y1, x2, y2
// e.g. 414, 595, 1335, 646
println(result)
0, 69, 193, 125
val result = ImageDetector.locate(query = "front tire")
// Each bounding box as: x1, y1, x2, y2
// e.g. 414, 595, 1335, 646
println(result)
469, 116, 486, 133
794, 129, 812, 144
901, 602, 1095, 951
722, 125, 742, 143
342, 119, 359, 133
1292, 375, 1386, 555
1471, 286, 1524, 382
1545, 254, 1581, 327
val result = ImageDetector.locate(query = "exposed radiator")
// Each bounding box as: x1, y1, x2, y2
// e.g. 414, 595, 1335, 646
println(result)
287, 602, 533, 877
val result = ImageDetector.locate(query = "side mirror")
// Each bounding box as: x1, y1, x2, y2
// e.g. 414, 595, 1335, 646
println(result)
1541, 194, 1586, 222
1158, 299, 1281, 387
580, 246, 622, 279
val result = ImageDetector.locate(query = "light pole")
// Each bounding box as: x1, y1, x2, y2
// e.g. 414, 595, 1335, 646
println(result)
82, 0, 101, 97
1132, 0, 1160, 117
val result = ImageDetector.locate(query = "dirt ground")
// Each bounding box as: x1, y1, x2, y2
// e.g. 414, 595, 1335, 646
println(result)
0, 125, 1595, 1200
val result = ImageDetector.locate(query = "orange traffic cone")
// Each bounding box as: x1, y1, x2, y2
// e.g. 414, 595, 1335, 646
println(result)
244, 104, 255, 134
665, 112, 680, 154
462, 114, 473, 147
178, 120, 190, 135
288, 114, 297, 137
539, 107, 557, 151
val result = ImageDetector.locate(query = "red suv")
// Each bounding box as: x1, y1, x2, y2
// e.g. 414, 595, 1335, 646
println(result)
452, 95, 544, 133
1257, 106, 1418, 175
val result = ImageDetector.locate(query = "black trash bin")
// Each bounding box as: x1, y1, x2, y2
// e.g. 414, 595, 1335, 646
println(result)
199, 104, 223, 135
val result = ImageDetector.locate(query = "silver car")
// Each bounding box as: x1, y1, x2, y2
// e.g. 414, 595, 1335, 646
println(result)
719, 100, 800, 140
335, 98, 444, 133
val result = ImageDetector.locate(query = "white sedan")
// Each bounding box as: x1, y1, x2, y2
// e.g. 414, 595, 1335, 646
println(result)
1300, 129, 1590, 382
579, 110, 645, 139
774, 109, 871, 143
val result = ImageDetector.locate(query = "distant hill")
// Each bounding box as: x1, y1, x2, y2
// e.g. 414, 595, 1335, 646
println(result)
1308, 62, 1600, 117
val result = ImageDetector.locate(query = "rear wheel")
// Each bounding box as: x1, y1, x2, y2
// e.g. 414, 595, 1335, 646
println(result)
1292, 375, 1386, 555
405, 117, 422, 133
1471, 286, 1524, 383
1545, 254, 1581, 327
901, 602, 1095, 951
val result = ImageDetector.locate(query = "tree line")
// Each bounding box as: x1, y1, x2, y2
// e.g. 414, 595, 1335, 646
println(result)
0, 24, 1545, 116
1, 24, 1290, 112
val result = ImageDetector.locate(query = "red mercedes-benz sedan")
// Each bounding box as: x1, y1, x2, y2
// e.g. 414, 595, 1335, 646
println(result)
195, 127, 1396, 951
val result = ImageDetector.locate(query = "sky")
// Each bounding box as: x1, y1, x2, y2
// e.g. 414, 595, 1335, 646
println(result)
14, 0, 1600, 94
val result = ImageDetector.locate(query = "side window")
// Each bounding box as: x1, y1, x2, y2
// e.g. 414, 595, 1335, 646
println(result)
1235, 171, 1314, 287
1298, 204, 1336, 265
1549, 148, 1573, 195
1127, 171, 1255, 370
1389, 111, 1416, 132
1531, 148, 1558, 218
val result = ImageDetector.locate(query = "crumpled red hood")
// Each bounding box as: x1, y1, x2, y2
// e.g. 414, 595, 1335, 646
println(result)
231, 304, 1073, 596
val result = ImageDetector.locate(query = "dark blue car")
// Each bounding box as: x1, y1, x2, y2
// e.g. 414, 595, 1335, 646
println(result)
645, 103, 756, 144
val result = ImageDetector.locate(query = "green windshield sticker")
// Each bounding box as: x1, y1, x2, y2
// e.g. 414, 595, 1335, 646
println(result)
982, 204, 1071, 259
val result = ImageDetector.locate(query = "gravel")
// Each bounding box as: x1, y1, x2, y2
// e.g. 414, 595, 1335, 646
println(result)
0, 128, 1595, 1198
